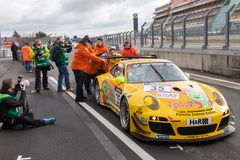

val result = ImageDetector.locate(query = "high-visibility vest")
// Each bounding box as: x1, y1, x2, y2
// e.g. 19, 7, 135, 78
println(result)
0, 93, 20, 117
22, 45, 32, 61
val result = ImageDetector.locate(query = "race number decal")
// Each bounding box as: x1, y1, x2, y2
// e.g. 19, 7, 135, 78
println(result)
144, 84, 172, 92
115, 87, 122, 106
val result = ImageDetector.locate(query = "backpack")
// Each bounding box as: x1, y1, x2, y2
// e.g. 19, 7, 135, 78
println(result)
50, 46, 57, 62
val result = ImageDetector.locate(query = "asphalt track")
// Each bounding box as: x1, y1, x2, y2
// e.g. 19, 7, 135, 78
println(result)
0, 54, 240, 160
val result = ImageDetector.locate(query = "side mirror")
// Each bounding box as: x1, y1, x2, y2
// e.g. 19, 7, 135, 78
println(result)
185, 73, 190, 78
116, 76, 125, 83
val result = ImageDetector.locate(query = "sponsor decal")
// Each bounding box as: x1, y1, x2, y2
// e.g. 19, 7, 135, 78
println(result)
144, 84, 172, 92
169, 101, 196, 109
140, 118, 145, 123
136, 108, 143, 114
186, 134, 209, 139
114, 87, 122, 106
155, 135, 170, 139
187, 117, 211, 126
102, 80, 109, 105
176, 110, 216, 116
157, 92, 179, 99
185, 91, 211, 108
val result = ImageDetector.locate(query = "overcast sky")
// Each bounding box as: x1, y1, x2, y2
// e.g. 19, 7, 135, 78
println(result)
0, 0, 170, 37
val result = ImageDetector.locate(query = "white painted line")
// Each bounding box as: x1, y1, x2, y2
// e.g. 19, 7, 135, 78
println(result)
170, 144, 183, 150
190, 73, 240, 86
17, 155, 31, 160
49, 77, 156, 160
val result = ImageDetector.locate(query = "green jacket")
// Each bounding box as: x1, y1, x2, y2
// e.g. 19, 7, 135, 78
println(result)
55, 44, 68, 65
0, 93, 20, 117
30, 47, 50, 68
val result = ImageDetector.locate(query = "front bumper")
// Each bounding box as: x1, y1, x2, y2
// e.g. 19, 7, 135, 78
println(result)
131, 124, 235, 143
130, 112, 236, 142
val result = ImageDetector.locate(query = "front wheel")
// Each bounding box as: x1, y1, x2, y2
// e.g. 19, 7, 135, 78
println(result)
94, 82, 100, 104
120, 98, 130, 132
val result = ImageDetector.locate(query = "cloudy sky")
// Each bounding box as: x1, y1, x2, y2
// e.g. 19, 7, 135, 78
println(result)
0, 0, 170, 37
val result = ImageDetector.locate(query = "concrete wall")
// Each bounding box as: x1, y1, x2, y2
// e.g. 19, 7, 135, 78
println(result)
140, 47, 240, 78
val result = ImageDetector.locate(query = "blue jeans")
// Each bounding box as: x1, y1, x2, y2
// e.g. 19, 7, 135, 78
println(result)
24, 61, 31, 71
58, 65, 70, 91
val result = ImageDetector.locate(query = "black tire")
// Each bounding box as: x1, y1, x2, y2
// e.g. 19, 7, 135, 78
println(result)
94, 82, 100, 104
120, 98, 130, 132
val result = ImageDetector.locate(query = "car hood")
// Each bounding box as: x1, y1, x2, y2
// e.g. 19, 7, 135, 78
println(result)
126, 81, 215, 112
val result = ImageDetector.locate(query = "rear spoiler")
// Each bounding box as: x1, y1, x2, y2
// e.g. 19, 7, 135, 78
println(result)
98, 55, 158, 59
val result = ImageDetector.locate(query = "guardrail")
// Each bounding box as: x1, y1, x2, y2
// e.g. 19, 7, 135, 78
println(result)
91, 4, 240, 51
0, 48, 12, 58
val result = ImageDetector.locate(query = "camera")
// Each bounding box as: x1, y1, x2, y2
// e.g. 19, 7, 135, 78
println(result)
35, 48, 43, 56
15, 75, 29, 92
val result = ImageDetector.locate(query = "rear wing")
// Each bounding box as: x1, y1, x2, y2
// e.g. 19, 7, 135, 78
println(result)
98, 55, 158, 59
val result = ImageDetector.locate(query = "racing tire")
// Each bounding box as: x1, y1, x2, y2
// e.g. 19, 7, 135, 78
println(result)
120, 98, 130, 132
94, 81, 100, 105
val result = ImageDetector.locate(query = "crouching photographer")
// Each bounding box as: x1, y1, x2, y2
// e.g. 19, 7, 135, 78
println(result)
0, 77, 56, 130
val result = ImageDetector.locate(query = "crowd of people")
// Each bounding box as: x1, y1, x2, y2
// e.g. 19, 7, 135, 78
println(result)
12, 35, 138, 102
0, 35, 138, 130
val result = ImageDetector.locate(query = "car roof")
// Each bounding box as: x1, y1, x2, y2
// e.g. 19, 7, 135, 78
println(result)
120, 59, 172, 65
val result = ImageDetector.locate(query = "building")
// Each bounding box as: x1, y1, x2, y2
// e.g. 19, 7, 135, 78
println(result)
152, 0, 240, 36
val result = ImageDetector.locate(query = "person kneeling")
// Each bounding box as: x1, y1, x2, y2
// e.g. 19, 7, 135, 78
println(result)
0, 78, 56, 130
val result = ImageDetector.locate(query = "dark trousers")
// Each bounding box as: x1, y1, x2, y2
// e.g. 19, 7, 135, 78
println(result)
2, 114, 46, 128
84, 73, 95, 94
35, 67, 48, 91
73, 70, 85, 100
58, 65, 70, 91
12, 51, 17, 61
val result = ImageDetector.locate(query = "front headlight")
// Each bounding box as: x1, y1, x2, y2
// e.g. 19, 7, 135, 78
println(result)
144, 95, 159, 110
212, 91, 227, 107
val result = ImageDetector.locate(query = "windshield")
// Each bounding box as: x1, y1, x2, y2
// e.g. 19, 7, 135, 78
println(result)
126, 62, 189, 83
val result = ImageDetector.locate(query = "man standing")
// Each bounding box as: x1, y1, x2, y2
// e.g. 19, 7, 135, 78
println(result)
95, 38, 108, 55
122, 41, 138, 56
21, 42, 32, 72
11, 42, 18, 61
51, 36, 74, 92
30, 39, 50, 93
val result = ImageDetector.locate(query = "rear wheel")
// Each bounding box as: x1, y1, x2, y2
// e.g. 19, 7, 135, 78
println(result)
94, 82, 100, 104
120, 98, 130, 132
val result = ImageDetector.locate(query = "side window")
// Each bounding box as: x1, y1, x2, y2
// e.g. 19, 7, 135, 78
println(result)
110, 63, 124, 77
110, 65, 118, 77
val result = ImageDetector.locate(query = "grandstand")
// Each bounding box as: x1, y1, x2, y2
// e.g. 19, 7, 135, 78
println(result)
152, 0, 240, 36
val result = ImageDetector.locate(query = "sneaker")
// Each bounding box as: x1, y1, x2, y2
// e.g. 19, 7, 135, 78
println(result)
12, 124, 24, 130
66, 88, 74, 92
29, 70, 32, 73
36, 89, 40, 93
42, 117, 56, 124
43, 88, 50, 91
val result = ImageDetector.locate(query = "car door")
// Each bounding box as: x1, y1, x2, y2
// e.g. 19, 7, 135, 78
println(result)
108, 63, 125, 110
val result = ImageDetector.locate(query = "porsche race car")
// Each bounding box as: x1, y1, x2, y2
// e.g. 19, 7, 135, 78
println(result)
94, 58, 235, 142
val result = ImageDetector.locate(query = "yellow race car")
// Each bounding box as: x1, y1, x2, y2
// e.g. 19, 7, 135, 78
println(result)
94, 58, 235, 142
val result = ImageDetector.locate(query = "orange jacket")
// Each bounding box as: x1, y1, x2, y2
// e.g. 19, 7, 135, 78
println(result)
95, 44, 108, 55
84, 59, 109, 75
21, 45, 32, 61
71, 43, 103, 71
122, 48, 138, 56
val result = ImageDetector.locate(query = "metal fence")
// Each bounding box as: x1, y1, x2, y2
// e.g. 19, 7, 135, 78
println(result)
0, 48, 12, 58
92, 4, 240, 51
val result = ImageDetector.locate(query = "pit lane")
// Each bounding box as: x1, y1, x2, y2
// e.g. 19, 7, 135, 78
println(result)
48, 52, 240, 160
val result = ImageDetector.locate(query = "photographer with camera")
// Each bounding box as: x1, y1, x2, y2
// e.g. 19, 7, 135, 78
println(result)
0, 78, 56, 130
30, 39, 51, 93
50, 36, 74, 92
